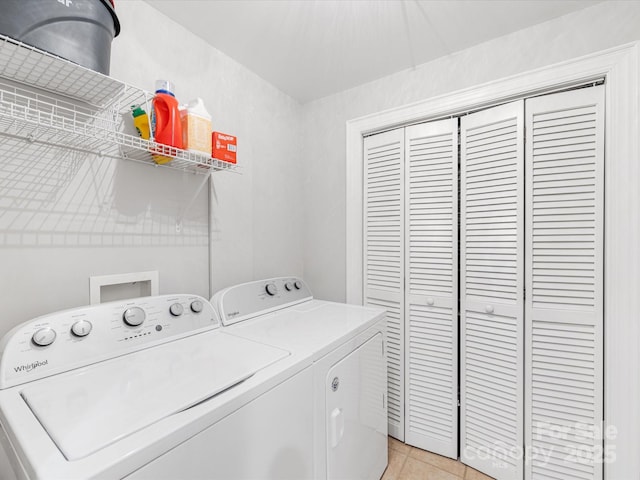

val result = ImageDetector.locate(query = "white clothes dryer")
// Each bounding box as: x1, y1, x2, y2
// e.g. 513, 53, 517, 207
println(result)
0, 294, 316, 479
211, 277, 388, 480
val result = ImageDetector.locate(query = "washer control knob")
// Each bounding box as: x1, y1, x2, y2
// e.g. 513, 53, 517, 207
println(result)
32, 327, 56, 347
190, 300, 203, 313
123, 307, 146, 327
294, 280, 302, 290
284, 282, 293, 291
169, 303, 184, 317
71, 320, 92, 337
265, 283, 278, 296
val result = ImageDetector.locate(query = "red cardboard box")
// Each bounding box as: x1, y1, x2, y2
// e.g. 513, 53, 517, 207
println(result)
212, 132, 237, 164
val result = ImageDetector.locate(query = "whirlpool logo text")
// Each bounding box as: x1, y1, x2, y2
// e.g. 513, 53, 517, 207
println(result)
13, 360, 48, 373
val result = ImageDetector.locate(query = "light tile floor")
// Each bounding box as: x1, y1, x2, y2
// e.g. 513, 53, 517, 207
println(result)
382, 437, 495, 480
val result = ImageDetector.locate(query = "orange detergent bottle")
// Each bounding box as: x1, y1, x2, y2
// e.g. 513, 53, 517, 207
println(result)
150, 80, 183, 164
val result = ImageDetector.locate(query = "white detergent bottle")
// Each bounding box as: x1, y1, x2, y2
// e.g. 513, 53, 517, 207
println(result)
181, 98, 212, 155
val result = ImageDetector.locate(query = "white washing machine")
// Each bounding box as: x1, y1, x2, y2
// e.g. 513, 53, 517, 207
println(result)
0, 294, 317, 479
211, 277, 388, 480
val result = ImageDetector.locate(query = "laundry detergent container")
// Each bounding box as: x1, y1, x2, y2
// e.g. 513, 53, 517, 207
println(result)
0, 0, 120, 75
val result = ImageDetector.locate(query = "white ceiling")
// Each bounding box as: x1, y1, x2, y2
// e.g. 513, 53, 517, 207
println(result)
146, 0, 600, 103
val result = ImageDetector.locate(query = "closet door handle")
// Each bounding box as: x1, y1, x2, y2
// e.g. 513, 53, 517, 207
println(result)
485, 304, 494, 314
426, 297, 434, 306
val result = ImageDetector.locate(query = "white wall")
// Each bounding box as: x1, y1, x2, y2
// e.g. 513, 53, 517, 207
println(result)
0, 0, 303, 337
302, 0, 640, 302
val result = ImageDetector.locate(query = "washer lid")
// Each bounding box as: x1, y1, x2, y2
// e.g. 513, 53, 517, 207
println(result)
20, 330, 288, 461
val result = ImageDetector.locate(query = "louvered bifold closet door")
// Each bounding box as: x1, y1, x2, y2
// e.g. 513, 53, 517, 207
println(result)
363, 129, 406, 440
525, 86, 604, 480
460, 100, 524, 480
404, 120, 458, 458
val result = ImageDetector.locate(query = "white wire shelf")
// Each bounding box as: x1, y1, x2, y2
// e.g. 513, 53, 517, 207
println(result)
0, 34, 239, 175
0, 34, 125, 108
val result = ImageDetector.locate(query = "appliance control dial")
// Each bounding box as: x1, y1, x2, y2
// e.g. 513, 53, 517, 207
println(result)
284, 282, 293, 291
294, 280, 302, 290
169, 303, 184, 317
71, 320, 92, 337
123, 306, 146, 327
265, 283, 278, 296
32, 327, 56, 347
190, 300, 203, 313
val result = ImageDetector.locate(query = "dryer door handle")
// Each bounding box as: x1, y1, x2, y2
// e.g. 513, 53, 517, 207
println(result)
330, 407, 344, 448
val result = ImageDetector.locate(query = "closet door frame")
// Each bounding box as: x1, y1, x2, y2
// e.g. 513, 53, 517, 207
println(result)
347, 43, 640, 480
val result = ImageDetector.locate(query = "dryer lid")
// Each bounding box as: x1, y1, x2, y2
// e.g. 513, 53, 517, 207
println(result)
20, 330, 288, 461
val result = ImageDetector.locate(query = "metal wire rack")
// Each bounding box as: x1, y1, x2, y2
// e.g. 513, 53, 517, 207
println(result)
0, 34, 238, 175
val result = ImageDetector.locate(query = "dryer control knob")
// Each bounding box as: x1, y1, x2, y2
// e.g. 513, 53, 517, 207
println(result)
284, 282, 293, 291
265, 283, 278, 296
123, 307, 146, 327
169, 303, 184, 317
32, 327, 56, 347
71, 320, 92, 337
294, 280, 302, 290
190, 300, 203, 313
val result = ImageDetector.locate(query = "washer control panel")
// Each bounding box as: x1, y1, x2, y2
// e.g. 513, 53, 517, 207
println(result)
212, 277, 312, 326
0, 294, 218, 389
